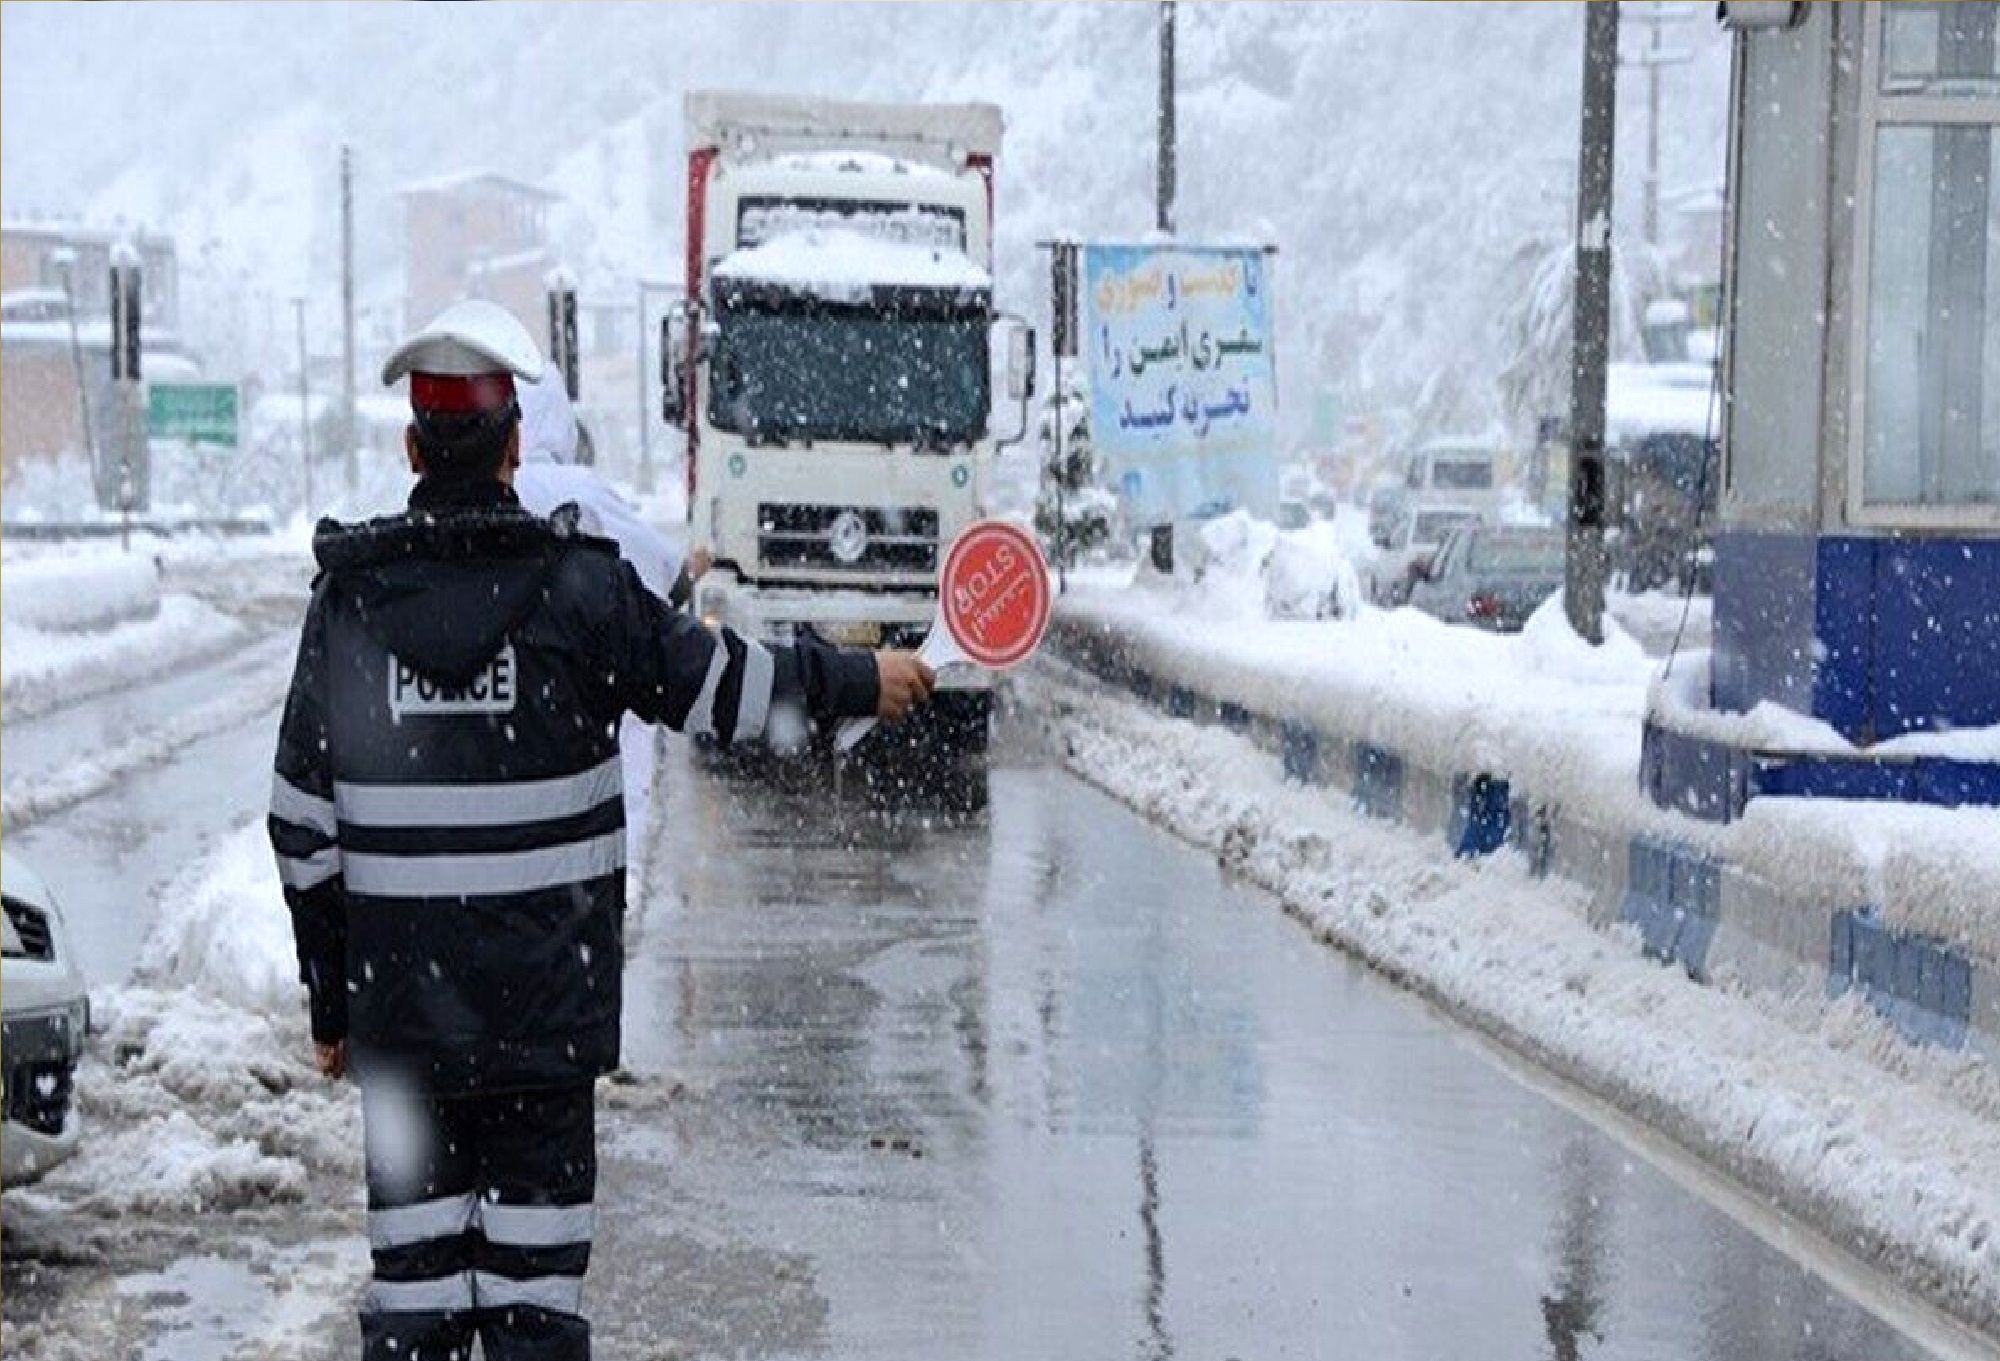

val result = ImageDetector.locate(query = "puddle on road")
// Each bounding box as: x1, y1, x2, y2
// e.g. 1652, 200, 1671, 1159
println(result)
115, 1241, 356, 1361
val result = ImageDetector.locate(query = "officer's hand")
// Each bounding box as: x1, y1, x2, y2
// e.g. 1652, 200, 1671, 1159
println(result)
688, 545, 713, 581
314, 1039, 347, 1080
875, 651, 936, 722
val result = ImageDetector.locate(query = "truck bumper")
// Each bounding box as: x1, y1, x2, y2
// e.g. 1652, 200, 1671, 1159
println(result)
697, 575, 991, 692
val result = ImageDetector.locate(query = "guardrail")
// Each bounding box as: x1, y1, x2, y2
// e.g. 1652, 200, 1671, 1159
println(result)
1, 516, 271, 542
1046, 611, 1999, 1067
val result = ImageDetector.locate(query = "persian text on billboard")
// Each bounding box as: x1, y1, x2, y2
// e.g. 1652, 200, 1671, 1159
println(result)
1082, 244, 1277, 526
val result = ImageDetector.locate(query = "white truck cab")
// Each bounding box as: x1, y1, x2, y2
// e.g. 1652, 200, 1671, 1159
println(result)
665, 93, 1032, 751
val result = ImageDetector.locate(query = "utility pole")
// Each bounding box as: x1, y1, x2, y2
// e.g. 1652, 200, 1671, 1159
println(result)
1157, 0, 1177, 235
1566, 1, 1619, 645
294, 297, 314, 516
1151, 0, 1178, 574
340, 143, 358, 491
1049, 241, 1078, 590
52, 248, 99, 484
1622, 3, 1693, 248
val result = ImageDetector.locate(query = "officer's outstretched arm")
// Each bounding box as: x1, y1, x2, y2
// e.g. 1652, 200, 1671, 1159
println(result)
267, 583, 348, 1045
609, 561, 879, 745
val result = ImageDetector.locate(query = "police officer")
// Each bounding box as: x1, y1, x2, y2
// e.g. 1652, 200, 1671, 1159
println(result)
267, 299, 933, 1360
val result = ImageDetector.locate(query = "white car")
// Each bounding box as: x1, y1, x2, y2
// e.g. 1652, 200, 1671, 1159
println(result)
1367, 504, 1489, 605
2, 852, 89, 1186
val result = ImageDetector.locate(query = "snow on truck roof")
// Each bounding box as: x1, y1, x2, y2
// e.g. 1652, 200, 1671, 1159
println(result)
685, 90, 1002, 166
764, 150, 955, 183
713, 228, 990, 302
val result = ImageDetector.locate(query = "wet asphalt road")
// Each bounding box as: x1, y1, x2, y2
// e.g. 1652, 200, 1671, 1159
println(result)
594, 735, 1944, 1361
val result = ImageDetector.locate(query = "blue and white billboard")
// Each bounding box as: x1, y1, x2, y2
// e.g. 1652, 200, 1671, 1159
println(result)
1081, 243, 1279, 527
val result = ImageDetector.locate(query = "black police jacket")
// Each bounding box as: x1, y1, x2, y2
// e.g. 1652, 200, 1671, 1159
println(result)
267, 478, 878, 1093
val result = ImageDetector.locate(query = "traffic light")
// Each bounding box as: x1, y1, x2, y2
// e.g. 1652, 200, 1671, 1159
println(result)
546, 271, 579, 401
108, 251, 142, 383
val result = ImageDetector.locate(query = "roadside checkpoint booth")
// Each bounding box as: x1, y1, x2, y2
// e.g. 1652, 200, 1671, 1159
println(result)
1644, 1, 2000, 818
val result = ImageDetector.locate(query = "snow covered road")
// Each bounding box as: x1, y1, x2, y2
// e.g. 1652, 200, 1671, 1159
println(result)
1, 669, 1987, 1359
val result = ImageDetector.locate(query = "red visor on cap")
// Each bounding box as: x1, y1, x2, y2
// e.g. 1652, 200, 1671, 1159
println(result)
411, 372, 517, 414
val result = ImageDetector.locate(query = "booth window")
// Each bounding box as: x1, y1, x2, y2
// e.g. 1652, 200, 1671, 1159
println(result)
1861, 2, 2000, 511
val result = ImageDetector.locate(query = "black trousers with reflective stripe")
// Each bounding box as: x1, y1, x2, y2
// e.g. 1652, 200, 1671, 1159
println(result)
361, 1082, 596, 1361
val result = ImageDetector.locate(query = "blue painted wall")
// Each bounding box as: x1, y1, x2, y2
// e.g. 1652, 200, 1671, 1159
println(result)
1713, 530, 2000, 742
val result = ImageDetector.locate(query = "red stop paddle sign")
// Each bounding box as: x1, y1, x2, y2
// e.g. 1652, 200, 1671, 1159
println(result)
937, 519, 1051, 669
836, 519, 1052, 752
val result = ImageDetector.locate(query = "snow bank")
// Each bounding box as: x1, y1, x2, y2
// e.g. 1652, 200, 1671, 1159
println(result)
1023, 667, 2000, 1335
1172, 510, 1363, 623
1, 594, 244, 722
35, 825, 360, 1217
1060, 570, 1654, 811
2, 553, 160, 633
144, 822, 304, 1015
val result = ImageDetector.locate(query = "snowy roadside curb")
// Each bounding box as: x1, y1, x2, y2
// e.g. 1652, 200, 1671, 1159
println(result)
1021, 663, 2000, 1340
2, 554, 162, 634
1049, 594, 2000, 1067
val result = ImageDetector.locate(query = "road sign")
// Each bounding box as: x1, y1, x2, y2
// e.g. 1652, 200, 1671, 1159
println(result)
147, 382, 239, 447
836, 519, 1052, 752
936, 519, 1051, 669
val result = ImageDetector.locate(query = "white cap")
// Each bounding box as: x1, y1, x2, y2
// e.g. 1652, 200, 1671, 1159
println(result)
381, 299, 547, 386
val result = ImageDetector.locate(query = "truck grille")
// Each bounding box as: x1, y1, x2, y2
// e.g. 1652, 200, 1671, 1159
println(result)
757, 504, 939, 574
3, 896, 53, 960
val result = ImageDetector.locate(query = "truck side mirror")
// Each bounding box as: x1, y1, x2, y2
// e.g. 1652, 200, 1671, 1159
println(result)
993, 314, 1034, 448
659, 313, 685, 428
1006, 322, 1035, 403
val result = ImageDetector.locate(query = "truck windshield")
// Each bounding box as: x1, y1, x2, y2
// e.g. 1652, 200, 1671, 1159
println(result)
1430, 458, 1494, 490
709, 299, 989, 447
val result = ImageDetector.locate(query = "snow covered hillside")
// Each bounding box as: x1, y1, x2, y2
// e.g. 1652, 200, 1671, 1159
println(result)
1, 2, 1730, 440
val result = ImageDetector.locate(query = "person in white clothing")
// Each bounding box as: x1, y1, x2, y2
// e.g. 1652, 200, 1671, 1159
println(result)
513, 368, 701, 864
515, 368, 689, 600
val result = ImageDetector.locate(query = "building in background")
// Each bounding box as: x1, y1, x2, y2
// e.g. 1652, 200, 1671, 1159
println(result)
1, 219, 179, 330
0, 219, 185, 476
399, 171, 560, 339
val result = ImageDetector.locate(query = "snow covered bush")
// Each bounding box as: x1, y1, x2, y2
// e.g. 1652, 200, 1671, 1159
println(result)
1264, 520, 1364, 621
1185, 509, 1362, 622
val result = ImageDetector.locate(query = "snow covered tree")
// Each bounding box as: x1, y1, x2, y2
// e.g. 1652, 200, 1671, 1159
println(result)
1034, 376, 1117, 564
1495, 231, 1664, 443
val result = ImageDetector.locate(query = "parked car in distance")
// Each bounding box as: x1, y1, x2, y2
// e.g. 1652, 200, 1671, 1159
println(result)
1368, 504, 1487, 605
1406, 524, 1566, 632
2, 852, 88, 1186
